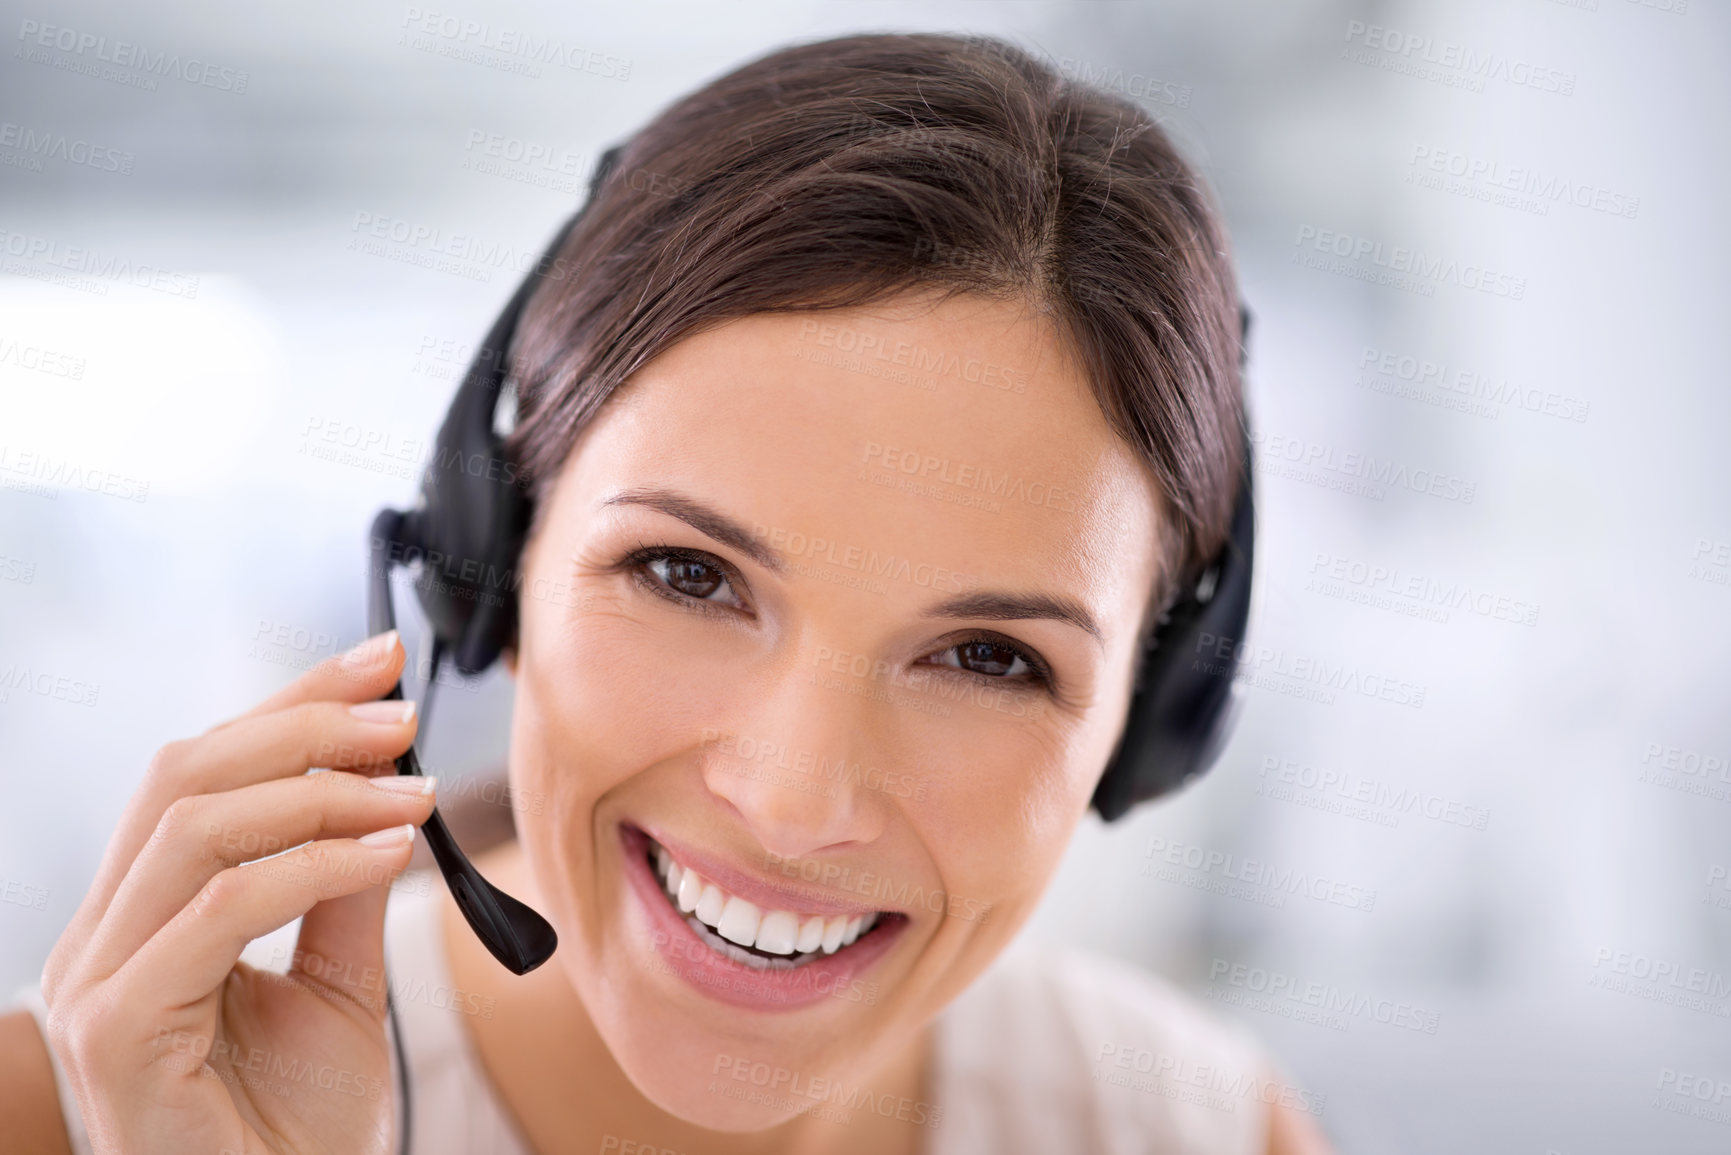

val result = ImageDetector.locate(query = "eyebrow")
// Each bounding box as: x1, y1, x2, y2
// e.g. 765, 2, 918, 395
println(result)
599, 486, 1103, 646
601, 486, 788, 574
922, 589, 1103, 648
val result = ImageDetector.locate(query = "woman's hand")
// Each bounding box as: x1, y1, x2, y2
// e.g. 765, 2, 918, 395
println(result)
37, 630, 438, 1155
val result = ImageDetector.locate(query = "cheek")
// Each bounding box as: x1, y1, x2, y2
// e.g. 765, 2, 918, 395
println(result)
904, 724, 1088, 910
510, 600, 743, 804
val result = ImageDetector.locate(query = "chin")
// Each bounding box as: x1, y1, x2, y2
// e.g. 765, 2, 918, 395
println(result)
551, 815, 924, 1130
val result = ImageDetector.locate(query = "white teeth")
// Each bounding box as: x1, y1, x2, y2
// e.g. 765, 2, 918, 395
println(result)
696, 882, 726, 927
821, 915, 848, 954
717, 895, 762, 947
795, 915, 825, 953
756, 910, 800, 955
686, 915, 797, 970
647, 837, 881, 961
676, 867, 703, 914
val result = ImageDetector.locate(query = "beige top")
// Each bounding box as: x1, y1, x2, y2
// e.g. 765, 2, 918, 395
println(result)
14, 879, 1271, 1154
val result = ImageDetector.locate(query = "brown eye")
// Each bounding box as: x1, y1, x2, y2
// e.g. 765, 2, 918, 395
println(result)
649, 555, 729, 600
937, 638, 1033, 680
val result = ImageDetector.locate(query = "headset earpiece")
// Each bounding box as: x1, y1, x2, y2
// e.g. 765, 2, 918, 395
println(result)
1088, 436, 1254, 820
1088, 306, 1256, 820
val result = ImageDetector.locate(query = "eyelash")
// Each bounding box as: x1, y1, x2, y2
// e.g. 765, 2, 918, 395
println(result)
621, 544, 749, 614
617, 544, 1057, 690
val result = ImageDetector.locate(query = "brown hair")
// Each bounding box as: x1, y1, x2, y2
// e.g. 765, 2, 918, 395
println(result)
505, 31, 1243, 631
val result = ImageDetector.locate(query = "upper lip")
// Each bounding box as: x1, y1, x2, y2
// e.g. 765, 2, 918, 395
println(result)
633, 823, 892, 919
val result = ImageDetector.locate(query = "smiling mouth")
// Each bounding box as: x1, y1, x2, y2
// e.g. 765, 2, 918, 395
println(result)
643, 834, 885, 971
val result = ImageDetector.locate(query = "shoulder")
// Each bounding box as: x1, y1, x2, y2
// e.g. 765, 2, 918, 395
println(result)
372, 874, 534, 1155
0, 1002, 77, 1155
4, 988, 86, 1155
927, 943, 1272, 1155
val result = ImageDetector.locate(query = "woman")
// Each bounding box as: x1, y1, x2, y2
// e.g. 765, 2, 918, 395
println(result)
1, 32, 1334, 1155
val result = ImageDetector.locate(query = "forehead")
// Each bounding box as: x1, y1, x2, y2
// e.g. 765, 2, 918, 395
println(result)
572, 292, 1164, 632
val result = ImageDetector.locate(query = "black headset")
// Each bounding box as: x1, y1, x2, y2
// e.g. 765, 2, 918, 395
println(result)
367, 143, 1255, 980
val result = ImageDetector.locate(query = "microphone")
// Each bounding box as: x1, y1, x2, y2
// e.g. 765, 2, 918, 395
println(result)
366, 508, 558, 976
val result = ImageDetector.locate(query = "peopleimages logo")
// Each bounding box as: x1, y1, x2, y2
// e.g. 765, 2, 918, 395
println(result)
1205, 958, 1442, 1034
709, 1054, 943, 1129
397, 7, 631, 81
0, 663, 101, 708
703, 730, 930, 804
751, 523, 980, 595
1251, 428, 1477, 505
1192, 631, 1427, 710
1092, 1042, 1327, 1116
796, 318, 1027, 394
1356, 346, 1589, 424
459, 128, 592, 196
1406, 145, 1639, 220
860, 441, 1077, 514
1257, 755, 1492, 832
347, 210, 579, 284
0, 878, 49, 912
1293, 225, 1527, 301
0, 227, 200, 299
0, 334, 86, 380
1654, 1068, 1731, 1127
0, 120, 134, 174
1637, 740, 1731, 804
1307, 550, 1541, 628
1052, 56, 1192, 108
1688, 538, 1730, 590
14, 19, 250, 93
0, 444, 149, 503
1341, 20, 1577, 96
1589, 947, 1731, 1017
1143, 837, 1379, 912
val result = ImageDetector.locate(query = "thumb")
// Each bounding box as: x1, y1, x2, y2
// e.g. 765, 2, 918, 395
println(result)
288, 844, 413, 1019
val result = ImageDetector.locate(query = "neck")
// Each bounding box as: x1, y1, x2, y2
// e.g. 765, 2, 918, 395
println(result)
439, 838, 932, 1155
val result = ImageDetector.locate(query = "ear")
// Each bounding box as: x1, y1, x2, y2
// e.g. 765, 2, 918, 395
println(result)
502, 645, 518, 678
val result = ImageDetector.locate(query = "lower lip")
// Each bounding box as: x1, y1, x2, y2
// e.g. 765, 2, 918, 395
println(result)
619, 824, 905, 1012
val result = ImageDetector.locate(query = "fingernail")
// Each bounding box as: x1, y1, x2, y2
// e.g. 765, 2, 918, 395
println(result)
349, 699, 416, 725
369, 775, 436, 797
339, 630, 399, 668
359, 823, 417, 849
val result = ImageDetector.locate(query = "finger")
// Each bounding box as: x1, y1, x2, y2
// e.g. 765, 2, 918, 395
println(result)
115, 827, 420, 1011
150, 696, 421, 799
220, 628, 407, 728
289, 878, 395, 1019
44, 700, 419, 1002
79, 771, 437, 984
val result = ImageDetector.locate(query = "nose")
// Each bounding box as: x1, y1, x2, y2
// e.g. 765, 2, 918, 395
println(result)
701, 651, 890, 859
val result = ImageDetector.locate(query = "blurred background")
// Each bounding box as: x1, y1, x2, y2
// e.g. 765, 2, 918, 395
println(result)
2, 1, 1727, 1151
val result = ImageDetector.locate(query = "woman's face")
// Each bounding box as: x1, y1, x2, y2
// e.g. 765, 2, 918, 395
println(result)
508, 289, 1165, 1128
